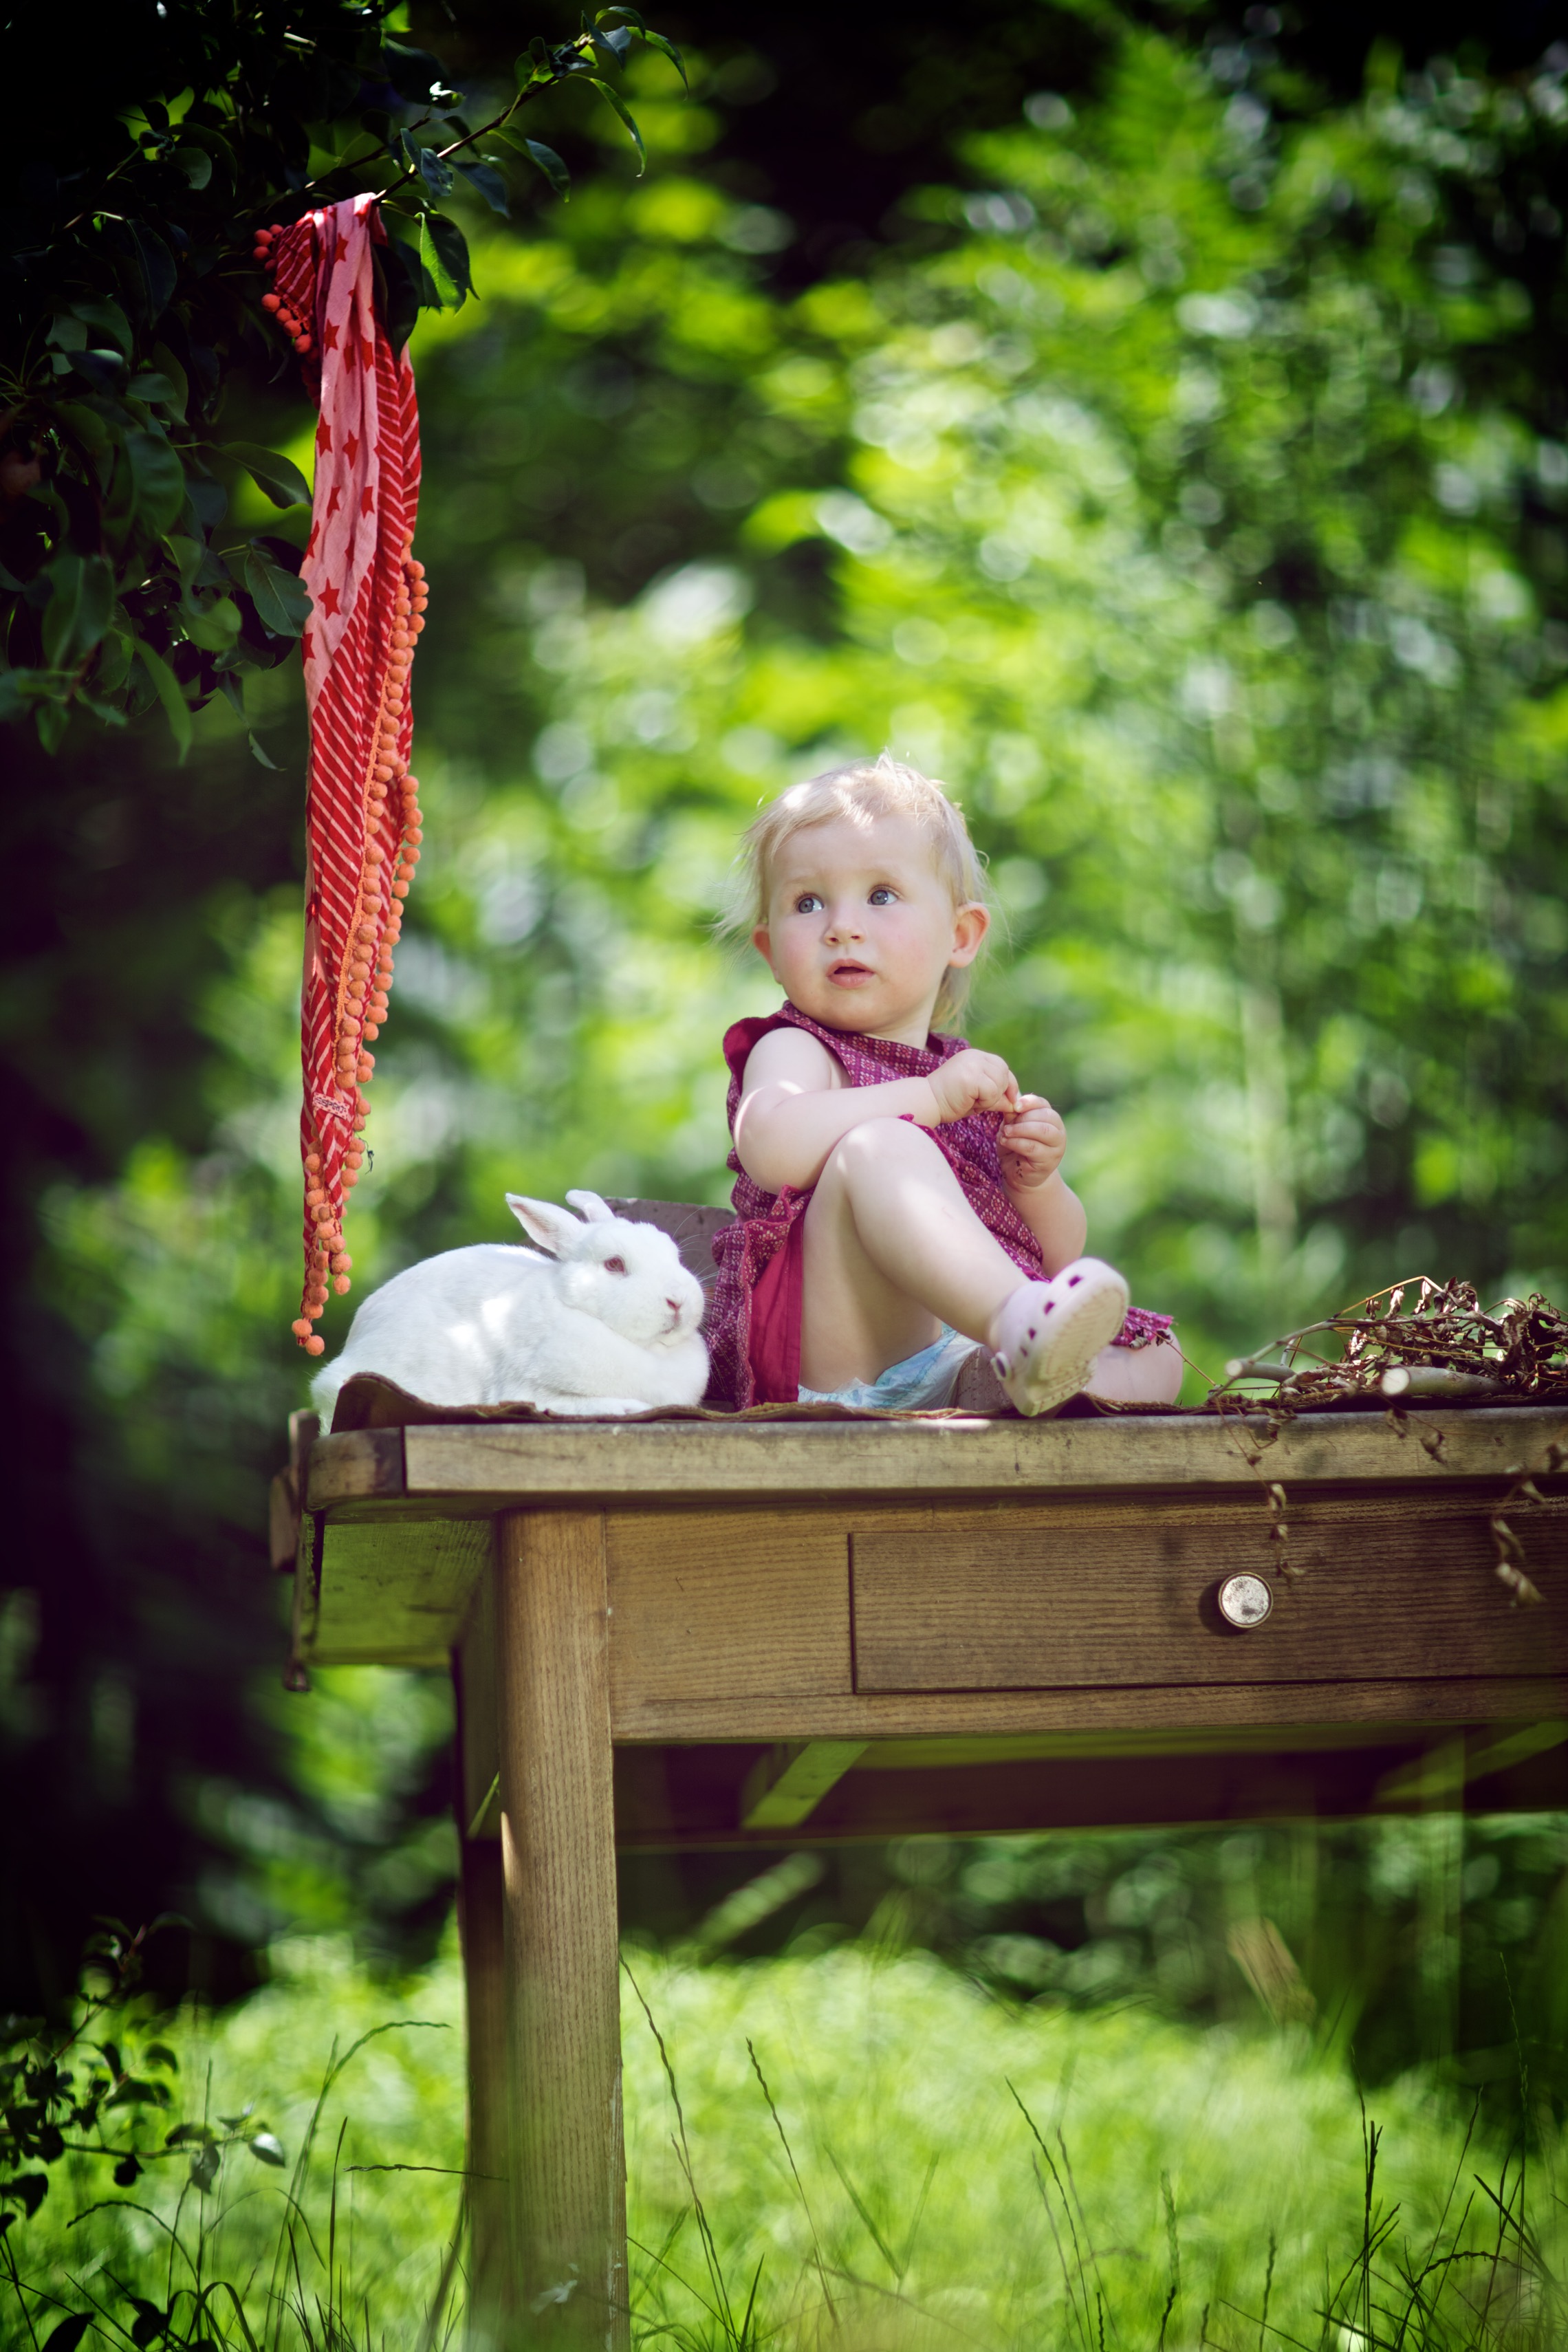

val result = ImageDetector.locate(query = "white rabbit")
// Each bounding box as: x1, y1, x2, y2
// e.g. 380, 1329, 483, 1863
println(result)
310, 1190, 709, 1417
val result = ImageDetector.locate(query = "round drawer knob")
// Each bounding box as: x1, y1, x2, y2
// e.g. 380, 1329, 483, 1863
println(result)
1217, 1572, 1274, 1629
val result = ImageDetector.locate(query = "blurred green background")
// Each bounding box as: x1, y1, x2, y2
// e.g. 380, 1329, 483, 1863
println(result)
3, 0, 1566, 2126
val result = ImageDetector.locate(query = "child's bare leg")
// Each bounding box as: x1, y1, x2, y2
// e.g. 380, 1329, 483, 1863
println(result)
1083, 1333, 1184, 1404
799, 1118, 1023, 1391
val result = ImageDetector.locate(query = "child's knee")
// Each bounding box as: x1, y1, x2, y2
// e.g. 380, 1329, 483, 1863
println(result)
829, 1115, 930, 1186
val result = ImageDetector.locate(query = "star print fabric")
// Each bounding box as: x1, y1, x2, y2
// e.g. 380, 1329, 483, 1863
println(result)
268, 196, 424, 1343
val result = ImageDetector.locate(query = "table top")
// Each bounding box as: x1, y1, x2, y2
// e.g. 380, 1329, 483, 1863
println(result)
305, 1402, 1568, 1519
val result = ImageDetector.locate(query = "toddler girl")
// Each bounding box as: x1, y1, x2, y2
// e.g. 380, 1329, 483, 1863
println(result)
707, 757, 1183, 1415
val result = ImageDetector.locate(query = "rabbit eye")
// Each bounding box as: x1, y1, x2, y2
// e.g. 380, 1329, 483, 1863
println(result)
602, 1256, 627, 1276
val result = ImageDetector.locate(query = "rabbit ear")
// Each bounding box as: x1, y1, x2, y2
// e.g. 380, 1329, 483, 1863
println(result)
565, 1189, 614, 1224
504, 1194, 584, 1257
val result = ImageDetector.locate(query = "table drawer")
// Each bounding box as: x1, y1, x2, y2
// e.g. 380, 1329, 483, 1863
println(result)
850, 1496, 1568, 1693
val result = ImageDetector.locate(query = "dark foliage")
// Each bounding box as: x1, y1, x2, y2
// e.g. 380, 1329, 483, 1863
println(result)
0, 0, 674, 751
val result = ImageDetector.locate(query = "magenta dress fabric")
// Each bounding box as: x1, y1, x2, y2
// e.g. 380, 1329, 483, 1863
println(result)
706, 1002, 1173, 1409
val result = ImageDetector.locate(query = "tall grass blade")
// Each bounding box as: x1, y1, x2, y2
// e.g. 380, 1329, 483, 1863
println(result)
745, 2040, 836, 2324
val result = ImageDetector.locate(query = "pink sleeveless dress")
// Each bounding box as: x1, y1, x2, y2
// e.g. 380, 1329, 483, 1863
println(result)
706, 1003, 1172, 1408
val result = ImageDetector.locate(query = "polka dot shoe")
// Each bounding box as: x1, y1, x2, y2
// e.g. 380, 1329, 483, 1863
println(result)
990, 1259, 1131, 1417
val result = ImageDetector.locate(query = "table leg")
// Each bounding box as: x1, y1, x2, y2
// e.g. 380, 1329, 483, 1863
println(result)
495, 1510, 628, 2350
458, 1833, 511, 2343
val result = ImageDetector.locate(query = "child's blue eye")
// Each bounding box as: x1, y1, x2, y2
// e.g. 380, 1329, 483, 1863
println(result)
794, 893, 824, 913
869, 886, 897, 905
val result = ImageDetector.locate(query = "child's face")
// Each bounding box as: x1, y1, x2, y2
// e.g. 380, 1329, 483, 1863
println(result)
752, 812, 988, 1038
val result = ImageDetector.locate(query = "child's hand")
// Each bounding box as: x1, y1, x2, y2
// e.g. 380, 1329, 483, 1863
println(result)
999, 1093, 1067, 1190
926, 1048, 1019, 1125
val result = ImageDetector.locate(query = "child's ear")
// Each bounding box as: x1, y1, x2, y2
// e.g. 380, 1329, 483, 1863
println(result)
948, 901, 990, 968
751, 923, 776, 972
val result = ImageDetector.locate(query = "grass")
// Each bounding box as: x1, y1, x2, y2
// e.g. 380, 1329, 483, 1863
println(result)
5, 1926, 1562, 2349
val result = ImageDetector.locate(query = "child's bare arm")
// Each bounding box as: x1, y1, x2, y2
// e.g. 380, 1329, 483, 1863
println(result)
735, 1027, 1019, 1194
1000, 1096, 1089, 1276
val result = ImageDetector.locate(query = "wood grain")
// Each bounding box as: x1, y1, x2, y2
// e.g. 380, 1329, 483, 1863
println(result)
610, 1676, 1567, 1743
456, 1570, 500, 1837
457, 1836, 511, 2334
496, 1512, 628, 2351
606, 1511, 851, 1707
391, 1406, 1568, 1504
307, 1425, 404, 1507
309, 1516, 490, 1667
611, 1723, 1568, 1847
851, 1496, 1568, 1693
741, 1741, 869, 1827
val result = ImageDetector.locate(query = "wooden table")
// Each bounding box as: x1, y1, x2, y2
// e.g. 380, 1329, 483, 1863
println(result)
286, 1403, 1568, 2349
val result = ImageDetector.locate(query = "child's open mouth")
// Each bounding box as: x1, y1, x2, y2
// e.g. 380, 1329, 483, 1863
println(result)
828, 960, 875, 984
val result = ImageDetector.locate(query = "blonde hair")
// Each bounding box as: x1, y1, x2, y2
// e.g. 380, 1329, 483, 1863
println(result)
724, 754, 989, 1028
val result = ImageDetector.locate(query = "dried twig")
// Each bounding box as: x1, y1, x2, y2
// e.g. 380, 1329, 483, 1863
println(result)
1488, 1437, 1568, 1608
1208, 1278, 1568, 1410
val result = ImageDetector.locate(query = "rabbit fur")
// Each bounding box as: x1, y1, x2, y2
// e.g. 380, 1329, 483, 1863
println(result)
310, 1190, 709, 1417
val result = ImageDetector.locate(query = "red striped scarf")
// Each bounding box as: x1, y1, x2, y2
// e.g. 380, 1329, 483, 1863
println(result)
261, 196, 424, 1356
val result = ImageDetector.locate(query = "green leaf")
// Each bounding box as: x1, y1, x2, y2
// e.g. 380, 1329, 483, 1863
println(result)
105, 2076, 172, 2108
587, 25, 629, 76
247, 2131, 286, 2164
415, 145, 455, 200
639, 28, 688, 87
40, 550, 118, 669
75, 556, 114, 660
177, 122, 237, 187
587, 77, 646, 173
188, 2143, 219, 2193
374, 237, 427, 355
182, 597, 242, 653
382, 38, 448, 102
221, 442, 312, 509
142, 2045, 178, 2072
242, 547, 311, 637
67, 299, 133, 358
123, 431, 185, 534
172, 144, 211, 188
128, 372, 182, 411
136, 644, 192, 763
0, 671, 44, 721
34, 699, 67, 753
150, 343, 190, 418
124, 223, 177, 323
113, 2153, 142, 2186
54, 402, 112, 477
418, 215, 472, 309
73, 692, 127, 727
96, 625, 133, 695
516, 137, 571, 199
248, 732, 280, 770
41, 2317, 93, 2352
40, 554, 83, 668
455, 160, 510, 217
428, 213, 474, 300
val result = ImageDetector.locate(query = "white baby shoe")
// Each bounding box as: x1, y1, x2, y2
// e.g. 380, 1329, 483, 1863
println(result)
990, 1259, 1131, 1417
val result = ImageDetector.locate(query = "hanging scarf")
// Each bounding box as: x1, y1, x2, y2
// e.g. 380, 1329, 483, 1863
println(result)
256, 196, 424, 1355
